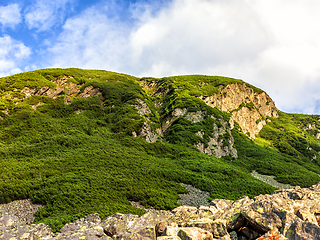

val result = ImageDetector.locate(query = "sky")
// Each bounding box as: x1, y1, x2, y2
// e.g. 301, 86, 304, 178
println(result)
0, 0, 320, 114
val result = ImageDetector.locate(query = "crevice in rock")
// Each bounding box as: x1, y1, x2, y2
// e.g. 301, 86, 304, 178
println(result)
227, 214, 270, 240
315, 213, 320, 226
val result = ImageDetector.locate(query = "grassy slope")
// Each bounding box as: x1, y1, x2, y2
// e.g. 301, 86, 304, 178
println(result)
0, 69, 319, 232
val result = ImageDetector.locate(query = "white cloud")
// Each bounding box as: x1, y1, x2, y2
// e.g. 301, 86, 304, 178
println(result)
46, 6, 130, 71
0, 4, 22, 29
44, 0, 320, 114
130, 0, 272, 76
0, 35, 31, 77
24, 0, 74, 31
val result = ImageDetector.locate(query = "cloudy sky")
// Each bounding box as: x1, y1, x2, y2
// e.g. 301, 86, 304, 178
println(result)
0, 0, 320, 114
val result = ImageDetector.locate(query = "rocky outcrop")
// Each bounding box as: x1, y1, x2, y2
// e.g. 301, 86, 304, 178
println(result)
193, 115, 237, 158
162, 109, 237, 158
131, 98, 161, 143
161, 108, 188, 134
137, 79, 279, 142
18, 76, 103, 102
139, 122, 160, 143
231, 106, 266, 139
19, 76, 81, 100
140, 80, 278, 144
3, 182, 320, 239
0, 213, 53, 240
201, 83, 278, 139
0, 76, 105, 113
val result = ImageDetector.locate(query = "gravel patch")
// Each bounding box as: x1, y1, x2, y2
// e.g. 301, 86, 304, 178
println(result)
251, 170, 294, 189
178, 183, 210, 207
0, 199, 43, 224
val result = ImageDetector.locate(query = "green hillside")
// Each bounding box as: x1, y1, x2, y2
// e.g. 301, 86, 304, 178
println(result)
0, 68, 319, 232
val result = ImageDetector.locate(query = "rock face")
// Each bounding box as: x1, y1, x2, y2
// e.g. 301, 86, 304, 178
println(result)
192, 114, 238, 158
131, 100, 238, 159
201, 83, 278, 139
3, 183, 320, 239
138, 80, 278, 155
131, 98, 161, 143
21, 76, 82, 99
163, 109, 238, 158
8, 76, 103, 108
5, 75, 277, 155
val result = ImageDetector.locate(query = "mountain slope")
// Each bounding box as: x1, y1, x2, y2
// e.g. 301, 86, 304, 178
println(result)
0, 68, 319, 232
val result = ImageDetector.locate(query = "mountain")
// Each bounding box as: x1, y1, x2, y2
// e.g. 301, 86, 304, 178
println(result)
0, 68, 320, 232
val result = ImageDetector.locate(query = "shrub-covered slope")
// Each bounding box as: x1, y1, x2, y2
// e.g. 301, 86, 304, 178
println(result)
0, 68, 319, 232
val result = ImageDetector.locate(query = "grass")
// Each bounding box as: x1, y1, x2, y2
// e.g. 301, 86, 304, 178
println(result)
0, 68, 319, 232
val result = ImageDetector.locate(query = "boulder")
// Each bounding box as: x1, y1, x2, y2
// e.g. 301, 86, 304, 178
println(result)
53, 213, 109, 240
162, 226, 181, 236
101, 210, 173, 239
177, 227, 213, 240
102, 213, 139, 236
157, 237, 182, 240
285, 220, 320, 240
0, 213, 53, 240
3, 182, 320, 239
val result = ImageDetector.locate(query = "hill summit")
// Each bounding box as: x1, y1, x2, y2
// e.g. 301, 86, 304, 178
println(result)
0, 68, 320, 233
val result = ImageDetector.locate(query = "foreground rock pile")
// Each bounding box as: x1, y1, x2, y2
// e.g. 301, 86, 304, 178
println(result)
2, 183, 320, 239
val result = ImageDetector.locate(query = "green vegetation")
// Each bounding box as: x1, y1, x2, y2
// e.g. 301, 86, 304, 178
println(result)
140, 75, 262, 116
0, 68, 319, 233
258, 112, 320, 175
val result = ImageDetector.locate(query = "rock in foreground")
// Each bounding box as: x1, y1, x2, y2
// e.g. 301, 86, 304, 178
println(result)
2, 183, 320, 239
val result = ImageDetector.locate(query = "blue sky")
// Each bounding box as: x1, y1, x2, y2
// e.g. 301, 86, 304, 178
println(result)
1, 0, 320, 114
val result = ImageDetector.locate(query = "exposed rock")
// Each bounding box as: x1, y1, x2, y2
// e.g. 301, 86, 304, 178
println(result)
132, 98, 152, 116
21, 87, 36, 97
0, 199, 42, 224
305, 122, 317, 131
162, 108, 188, 133
256, 229, 287, 240
41, 87, 64, 98
19, 77, 102, 105
101, 211, 173, 240
184, 111, 205, 123
0, 213, 53, 240
139, 79, 169, 98
53, 213, 109, 240
64, 96, 72, 105
250, 170, 294, 189
36, 86, 50, 95
78, 86, 100, 98
163, 109, 238, 158
178, 183, 211, 207
34, 76, 80, 99
177, 227, 213, 240
74, 109, 85, 114
170, 206, 216, 227
231, 107, 266, 139
192, 116, 237, 158
156, 222, 167, 237
210, 199, 233, 211
1, 109, 9, 115
131, 98, 161, 142
211, 219, 228, 238
4, 183, 320, 239
162, 226, 181, 237
201, 83, 278, 139
202, 83, 278, 118
157, 236, 181, 240
140, 122, 160, 143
